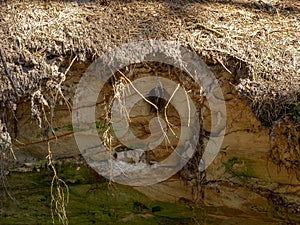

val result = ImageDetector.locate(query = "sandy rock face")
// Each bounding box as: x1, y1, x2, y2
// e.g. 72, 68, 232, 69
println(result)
10, 62, 300, 215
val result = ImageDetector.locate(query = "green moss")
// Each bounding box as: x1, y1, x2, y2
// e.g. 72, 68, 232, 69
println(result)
1, 161, 298, 224
224, 156, 256, 178
0, 163, 198, 225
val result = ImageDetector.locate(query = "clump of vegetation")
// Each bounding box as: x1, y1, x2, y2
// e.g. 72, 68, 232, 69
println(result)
224, 156, 256, 178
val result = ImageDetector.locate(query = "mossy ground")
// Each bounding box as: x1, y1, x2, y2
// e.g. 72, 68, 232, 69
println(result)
0, 162, 209, 225
0, 161, 298, 225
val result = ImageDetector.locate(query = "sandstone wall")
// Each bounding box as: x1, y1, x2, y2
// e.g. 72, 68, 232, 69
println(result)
11, 61, 300, 215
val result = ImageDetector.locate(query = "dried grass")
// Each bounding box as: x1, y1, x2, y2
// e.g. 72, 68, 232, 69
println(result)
0, 0, 298, 126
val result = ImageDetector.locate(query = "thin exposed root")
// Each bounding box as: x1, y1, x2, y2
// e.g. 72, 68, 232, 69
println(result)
47, 142, 69, 225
